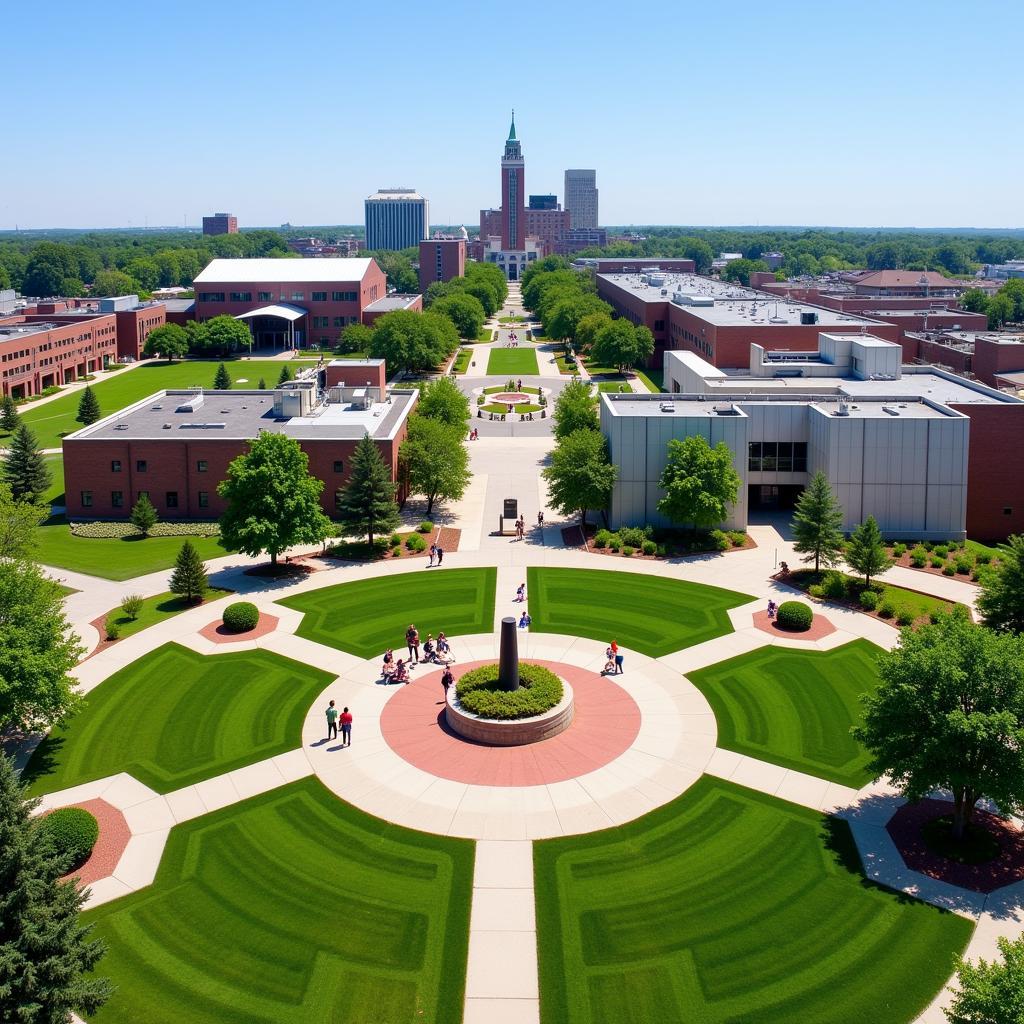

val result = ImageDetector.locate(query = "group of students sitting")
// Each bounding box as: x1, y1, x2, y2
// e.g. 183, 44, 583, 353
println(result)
381, 632, 454, 684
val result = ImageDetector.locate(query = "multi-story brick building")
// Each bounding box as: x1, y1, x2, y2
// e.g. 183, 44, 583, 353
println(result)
202, 213, 238, 236
63, 360, 415, 521
418, 239, 466, 291
192, 257, 387, 349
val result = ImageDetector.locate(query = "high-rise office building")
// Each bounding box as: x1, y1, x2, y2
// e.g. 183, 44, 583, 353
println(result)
202, 213, 238, 235
564, 169, 599, 229
364, 189, 430, 251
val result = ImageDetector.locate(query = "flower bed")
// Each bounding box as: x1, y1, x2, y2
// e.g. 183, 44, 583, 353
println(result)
586, 525, 754, 560
70, 521, 221, 539
887, 539, 1001, 585
455, 662, 563, 719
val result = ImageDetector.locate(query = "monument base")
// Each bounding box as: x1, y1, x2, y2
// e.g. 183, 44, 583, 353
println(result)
445, 681, 575, 747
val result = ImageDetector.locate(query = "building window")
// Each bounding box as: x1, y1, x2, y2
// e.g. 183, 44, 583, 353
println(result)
312, 291, 327, 302
111, 459, 122, 472
198, 491, 209, 508
258, 292, 272, 302
112, 490, 124, 508
229, 292, 252, 302
197, 460, 207, 472
136, 460, 147, 472
333, 317, 344, 328
138, 490, 148, 499
291, 292, 304, 301
333, 460, 344, 473
748, 442, 807, 473
332, 291, 357, 302
654, 320, 665, 331
81, 490, 92, 508
199, 292, 225, 302
166, 491, 179, 509
1005, 507, 1014, 516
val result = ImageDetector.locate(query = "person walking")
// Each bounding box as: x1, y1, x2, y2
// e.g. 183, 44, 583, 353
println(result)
340, 707, 353, 746
325, 700, 338, 740
441, 666, 454, 699
614, 651, 624, 675
436, 545, 444, 565
406, 624, 420, 662
516, 582, 526, 603
428, 543, 437, 567
537, 510, 544, 527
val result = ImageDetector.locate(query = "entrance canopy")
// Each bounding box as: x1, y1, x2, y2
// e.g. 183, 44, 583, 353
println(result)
234, 303, 306, 322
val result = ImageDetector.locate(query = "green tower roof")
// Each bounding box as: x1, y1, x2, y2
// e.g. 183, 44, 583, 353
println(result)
507, 110, 517, 142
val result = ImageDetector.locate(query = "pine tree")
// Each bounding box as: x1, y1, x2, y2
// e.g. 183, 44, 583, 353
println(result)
845, 515, 892, 587
214, 363, 231, 390
258, 378, 267, 390
0, 754, 112, 1021
1, 393, 20, 432
791, 470, 845, 575
168, 540, 208, 603
335, 433, 400, 546
277, 364, 293, 386
130, 493, 158, 536
75, 385, 101, 426
3, 423, 51, 503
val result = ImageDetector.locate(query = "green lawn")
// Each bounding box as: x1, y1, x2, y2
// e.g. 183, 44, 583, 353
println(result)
279, 567, 497, 658
20, 358, 311, 451
84, 779, 473, 1024
596, 380, 630, 394
526, 567, 752, 657
486, 347, 540, 375
535, 777, 973, 1024
34, 517, 230, 580
634, 368, 663, 393
104, 588, 233, 639
24, 644, 332, 795
43, 455, 64, 505
451, 348, 472, 373
688, 639, 884, 787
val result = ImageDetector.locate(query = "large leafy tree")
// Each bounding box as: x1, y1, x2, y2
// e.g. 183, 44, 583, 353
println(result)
854, 609, 1024, 841
0, 482, 46, 560
369, 310, 459, 373
592, 320, 654, 371
657, 435, 740, 531
432, 292, 486, 340
0, 560, 84, 731
337, 322, 373, 355
791, 470, 845, 574
416, 376, 470, 430
218, 432, 331, 565
400, 416, 470, 516
3, 424, 51, 504
552, 379, 599, 440
574, 312, 612, 353
75, 386, 100, 426
543, 428, 618, 527
978, 534, 1024, 635
142, 323, 188, 361
0, 754, 112, 1021
845, 515, 891, 587
546, 293, 611, 343
168, 540, 208, 603
91, 269, 140, 297
946, 935, 1024, 1023
335, 433, 400, 546
204, 315, 251, 356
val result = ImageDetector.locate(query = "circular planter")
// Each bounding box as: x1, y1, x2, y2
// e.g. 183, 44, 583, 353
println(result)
491, 391, 531, 406
445, 680, 575, 746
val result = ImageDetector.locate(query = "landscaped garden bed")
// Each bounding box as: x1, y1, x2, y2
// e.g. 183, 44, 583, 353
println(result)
573, 523, 755, 560
325, 523, 461, 562
885, 538, 1002, 584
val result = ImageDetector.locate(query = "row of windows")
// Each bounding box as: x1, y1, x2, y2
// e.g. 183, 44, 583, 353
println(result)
200, 290, 359, 304
82, 490, 202, 509
109, 458, 344, 474
748, 442, 808, 473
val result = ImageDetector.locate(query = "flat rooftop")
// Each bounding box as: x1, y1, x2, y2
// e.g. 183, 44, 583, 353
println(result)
0, 321, 60, 340
68, 387, 417, 443
194, 257, 374, 284
364, 294, 421, 313
602, 394, 956, 420
598, 272, 759, 302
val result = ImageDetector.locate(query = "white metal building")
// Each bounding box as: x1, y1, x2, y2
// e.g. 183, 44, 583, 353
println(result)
364, 189, 430, 251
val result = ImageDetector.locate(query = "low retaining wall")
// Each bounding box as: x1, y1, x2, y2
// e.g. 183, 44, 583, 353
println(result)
445, 680, 575, 746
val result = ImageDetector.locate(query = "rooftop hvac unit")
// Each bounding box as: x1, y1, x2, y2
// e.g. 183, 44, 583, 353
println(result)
836, 401, 850, 416
800, 311, 818, 325
659, 402, 675, 413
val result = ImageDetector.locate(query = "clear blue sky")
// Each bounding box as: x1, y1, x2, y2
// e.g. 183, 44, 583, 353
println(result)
5, 0, 1022, 230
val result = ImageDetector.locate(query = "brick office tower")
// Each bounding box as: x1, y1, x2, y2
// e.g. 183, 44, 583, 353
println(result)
502, 113, 525, 251
202, 213, 238, 236
418, 238, 466, 291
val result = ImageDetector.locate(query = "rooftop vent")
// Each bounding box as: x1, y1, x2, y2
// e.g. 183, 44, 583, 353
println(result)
114, 423, 129, 430
836, 401, 850, 416
659, 402, 675, 413
882, 406, 900, 416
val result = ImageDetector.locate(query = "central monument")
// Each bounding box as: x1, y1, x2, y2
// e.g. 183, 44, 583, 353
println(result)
498, 616, 520, 692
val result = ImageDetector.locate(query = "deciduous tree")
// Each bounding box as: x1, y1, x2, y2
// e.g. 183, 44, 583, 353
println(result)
338, 322, 373, 355
542, 429, 618, 527
432, 292, 486, 340
416, 376, 470, 430
204, 315, 251, 355
335, 433, 400, 546
792, 470, 845, 574
552, 379, 599, 439
400, 416, 471, 516
657, 435, 740, 531
591, 320, 654, 371
142, 323, 188, 361
946, 934, 1024, 1023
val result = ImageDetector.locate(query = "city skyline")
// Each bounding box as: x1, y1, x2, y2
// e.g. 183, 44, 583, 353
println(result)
4, 0, 1023, 231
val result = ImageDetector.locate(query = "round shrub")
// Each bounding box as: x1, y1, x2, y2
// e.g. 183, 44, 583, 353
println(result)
389, 533, 402, 547
934, 545, 949, 560
223, 601, 259, 633
405, 533, 426, 552
618, 525, 649, 549
728, 531, 747, 547
859, 590, 879, 610
942, 563, 956, 576
608, 538, 620, 552
896, 608, 915, 626
455, 663, 563, 720
892, 543, 907, 557
39, 807, 99, 871
593, 529, 612, 549
777, 601, 813, 631
975, 551, 992, 565
418, 520, 434, 534
808, 584, 825, 599
930, 556, 944, 568
621, 545, 635, 557
709, 529, 730, 551
642, 539, 657, 556
821, 571, 848, 600
878, 600, 897, 618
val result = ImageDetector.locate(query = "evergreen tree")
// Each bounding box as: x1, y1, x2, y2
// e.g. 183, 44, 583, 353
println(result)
791, 471, 845, 575
335, 433, 400, 546
3, 424, 51, 503
168, 540, 208, 603
75, 385, 101, 426
978, 534, 1024, 635
277, 364, 293, 386
0, 754, 112, 1021
258, 377, 267, 390
845, 515, 892, 587
1, 393, 20, 433
213, 363, 231, 390
129, 493, 158, 536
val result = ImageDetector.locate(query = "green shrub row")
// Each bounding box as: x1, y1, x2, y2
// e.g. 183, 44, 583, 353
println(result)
593, 526, 746, 556
70, 521, 221, 539
455, 663, 563, 720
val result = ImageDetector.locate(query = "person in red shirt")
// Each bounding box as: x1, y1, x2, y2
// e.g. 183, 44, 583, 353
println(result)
340, 707, 353, 746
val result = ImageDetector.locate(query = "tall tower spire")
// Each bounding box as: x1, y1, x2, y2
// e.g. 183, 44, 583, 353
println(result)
508, 109, 517, 142
500, 113, 525, 251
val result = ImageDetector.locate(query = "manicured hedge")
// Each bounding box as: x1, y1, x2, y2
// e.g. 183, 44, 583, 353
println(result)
223, 601, 260, 633
40, 806, 99, 870
71, 521, 221, 539
777, 601, 813, 631
455, 662, 563, 719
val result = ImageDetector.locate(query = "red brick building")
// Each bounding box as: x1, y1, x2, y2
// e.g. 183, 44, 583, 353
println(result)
193, 257, 387, 349
418, 239, 466, 291
973, 334, 1024, 388
361, 293, 423, 327
63, 361, 415, 520
202, 213, 238, 236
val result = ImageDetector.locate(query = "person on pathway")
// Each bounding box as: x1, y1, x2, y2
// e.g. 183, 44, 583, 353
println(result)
325, 700, 338, 740
340, 707, 353, 746
516, 582, 526, 603
381, 648, 395, 682
767, 599, 777, 620
614, 652, 624, 675
428, 543, 437, 567
517, 378, 522, 391
603, 648, 616, 674
437, 633, 453, 663
406, 624, 420, 662
423, 634, 436, 662
436, 545, 444, 565
537, 510, 544, 527
519, 611, 531, 628
441, 667, 454, 698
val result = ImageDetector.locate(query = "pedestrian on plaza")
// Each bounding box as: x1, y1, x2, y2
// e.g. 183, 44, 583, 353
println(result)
340, 707, 353, 746
406, 624, 420, 662
428, 543, 437, 567
519, 611, 531, 628
436, 545, 444, 565
325, 700, 338, 740
517, 378, 522, 392
767, 599, 777, 620
537, 510, 544, 527
516, 582, 526, 602
394, 659, 409, 684
441, 666, 454, 698
614, 651, 624, 675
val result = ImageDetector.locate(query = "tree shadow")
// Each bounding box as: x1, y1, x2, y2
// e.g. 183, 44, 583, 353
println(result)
18, 734, 64, 788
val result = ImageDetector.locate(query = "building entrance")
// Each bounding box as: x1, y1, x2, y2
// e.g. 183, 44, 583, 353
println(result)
748, 483, 803, 510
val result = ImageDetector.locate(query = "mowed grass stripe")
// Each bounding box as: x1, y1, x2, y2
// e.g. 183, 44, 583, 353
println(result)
687, 639, 883, 787
25, 644, 332, 795
84, 778, 473, 1024
534, 777, 972, 1024
526, 567, 752, 657
279, 567, 497, 658
485, 347, 539, 375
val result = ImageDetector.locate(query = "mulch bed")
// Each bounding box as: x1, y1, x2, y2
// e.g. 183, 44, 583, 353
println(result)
199, 612, 279, 644
887, 797, 1024, 894
751, 609, 836, 641
45, 799, 131, 887
561, 522, 758, 561
84, 614, 121, 661
322, 525, 461, 563
888, 549, 986, 586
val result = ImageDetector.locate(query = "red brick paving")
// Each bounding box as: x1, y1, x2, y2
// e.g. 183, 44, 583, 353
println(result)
47, 798, 131, 887
199, 612, 279, 644
752, 609, 837, 641
887, 797, 1024, 894
380, 659, 642, 787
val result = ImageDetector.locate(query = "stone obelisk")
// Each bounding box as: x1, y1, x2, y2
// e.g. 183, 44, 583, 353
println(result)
497, 616, 520, 691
